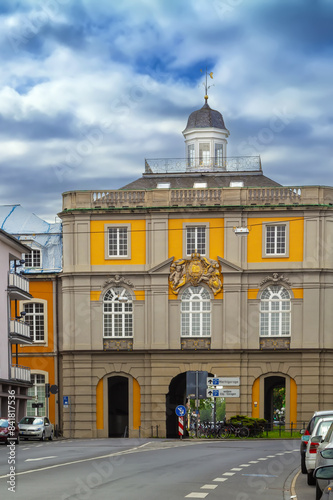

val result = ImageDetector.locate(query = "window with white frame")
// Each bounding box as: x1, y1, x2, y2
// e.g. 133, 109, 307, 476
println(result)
260, 286, 291, 337
181, 286, 211, 337
265, 225, 286, 255
199, 143, 210, 166
24, 302, 45, 342
103, 287, 133, 337
215, 143, 223, 167
186, 226, 206, 256
188, 144, 195, 168
108, 227, 128, 257
27, 374, 46, 416
24, 248, 41, 268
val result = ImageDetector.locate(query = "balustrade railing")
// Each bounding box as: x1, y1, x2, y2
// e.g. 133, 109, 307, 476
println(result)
8, 272, 30, 294
10, 319, 31, 340
145, 156, 261, 174
11, 364, 31, 383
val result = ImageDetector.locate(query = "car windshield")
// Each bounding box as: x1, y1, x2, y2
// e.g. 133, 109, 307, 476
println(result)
315, 420, 333, 439
20, 417, 44, 425
0, 419, 9, 427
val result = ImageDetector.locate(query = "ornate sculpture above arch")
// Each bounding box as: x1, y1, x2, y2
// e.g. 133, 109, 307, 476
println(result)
103, 274, 134, 290
169, 251, 222, 295
259, 273, 291, 289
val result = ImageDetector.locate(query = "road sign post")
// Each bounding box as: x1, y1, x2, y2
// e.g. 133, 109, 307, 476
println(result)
178, 416, 184, 439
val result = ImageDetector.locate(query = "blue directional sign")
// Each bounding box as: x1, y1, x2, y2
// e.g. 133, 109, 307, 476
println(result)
63, 396, 69, 408
175, 405, 186, 417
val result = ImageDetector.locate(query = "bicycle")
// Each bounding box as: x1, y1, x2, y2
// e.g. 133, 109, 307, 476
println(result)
220, 422, 250, 438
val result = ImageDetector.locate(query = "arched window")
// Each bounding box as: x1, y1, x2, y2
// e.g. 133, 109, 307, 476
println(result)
181, 286, 211, 337
103, 287, 133, 338
260, 286, 291, 337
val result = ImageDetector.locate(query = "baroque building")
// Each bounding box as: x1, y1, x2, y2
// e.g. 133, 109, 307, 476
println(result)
59, 96, 333, 438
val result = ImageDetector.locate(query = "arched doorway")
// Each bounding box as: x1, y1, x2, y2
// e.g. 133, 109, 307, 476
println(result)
166, 373, 186, 438
264, 376, 285, 425
108, 376, 128, 437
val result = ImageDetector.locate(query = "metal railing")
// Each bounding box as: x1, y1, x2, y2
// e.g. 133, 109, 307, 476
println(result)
9, 319, 31, 340
8, 272, 30, 294
145, 156, 261, 174
11, 364, 31, 383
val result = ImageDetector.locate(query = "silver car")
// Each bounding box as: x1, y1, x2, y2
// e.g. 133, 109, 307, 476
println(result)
314, 465, 333, 500
19, 416, 53, 441
315, 442, 333, 500
305, 417, 333, 486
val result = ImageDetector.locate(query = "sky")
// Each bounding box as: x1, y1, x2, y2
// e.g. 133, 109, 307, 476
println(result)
0, 0, 333, 222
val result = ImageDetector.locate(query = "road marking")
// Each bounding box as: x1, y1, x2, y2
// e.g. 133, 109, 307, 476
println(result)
22, 448, 31, 450
25, 456, 57, 462
201, 485, 218, 489
258, 458, 268, 461
242, 474, 278, 478
231, 468, 242, 471
213, 478, 227, 482
185, 494, 208, 498
266, 455, 275, 458
35, 444, 43, 448
275, 453, 284, 455
249, 460, 259, 463
239, 464, 250, 467
223, 472, 235, 476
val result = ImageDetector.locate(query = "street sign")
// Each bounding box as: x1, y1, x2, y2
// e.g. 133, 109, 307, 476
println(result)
63, 396, 69, 408
206, 377, 240, 386
32, 403, 43, 408
206, 388, 240, 398
175, 405, 186, 417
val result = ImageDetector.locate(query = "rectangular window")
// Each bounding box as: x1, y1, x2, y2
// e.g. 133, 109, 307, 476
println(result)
24, 303, 45, 342
215, 144, 223, 167
265, 225, 286, 255
199, 143, 210, 167
108, 227, 128, 257
24, 249, 41, 268
188, 144, 195, 169
27, 374, 46, 417
186, 226, 206, 256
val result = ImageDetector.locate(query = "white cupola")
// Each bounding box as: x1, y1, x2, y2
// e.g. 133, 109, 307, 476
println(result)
182, 97, 230, 170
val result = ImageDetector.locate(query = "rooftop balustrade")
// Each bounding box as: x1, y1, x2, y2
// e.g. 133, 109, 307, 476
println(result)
144, 156, 262, 174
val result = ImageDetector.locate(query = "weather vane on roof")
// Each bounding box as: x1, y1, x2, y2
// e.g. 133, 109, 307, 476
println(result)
200, 67, 214, 103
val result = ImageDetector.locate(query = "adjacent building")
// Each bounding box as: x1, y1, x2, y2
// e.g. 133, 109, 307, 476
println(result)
0, 228, 32, 419
59, 97, 333, 438
0, 205, 62, 426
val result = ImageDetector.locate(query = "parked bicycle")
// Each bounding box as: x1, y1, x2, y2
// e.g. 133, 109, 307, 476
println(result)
220, 422, 250, 438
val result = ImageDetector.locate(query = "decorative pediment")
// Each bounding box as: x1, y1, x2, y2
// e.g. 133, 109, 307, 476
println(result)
169, 252, 222, 295
149, 257, 174, 274
217, 257, 242, 273
103, 274, 134, 289
259, 273, 291, 288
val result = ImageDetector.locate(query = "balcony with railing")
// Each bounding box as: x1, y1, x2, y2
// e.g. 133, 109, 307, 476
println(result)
9, 319, 32, 345
8, 272, 31, 300
11, 364, 31, 383
144, 156, 262, 174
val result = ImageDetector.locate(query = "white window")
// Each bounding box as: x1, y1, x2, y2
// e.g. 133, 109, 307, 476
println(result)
181, 286, 211, 337
24, 302, 45, 342
260, 286, 291, 337
27, 374, 46, 416
199, 143, 210, 166
24, 248, 41, 268
265, 225, 286, 255
103, 287, 133, 338
193, 182, 207, 189
229, 181, 244, 187
108, 227, 128, 257
186, 226, 206, 256
188, 144, 195, 168
215, 144, 223, 167
157, 182, 170, 189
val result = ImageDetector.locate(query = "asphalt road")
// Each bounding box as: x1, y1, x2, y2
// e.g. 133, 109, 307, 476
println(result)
0, 438, 301, 500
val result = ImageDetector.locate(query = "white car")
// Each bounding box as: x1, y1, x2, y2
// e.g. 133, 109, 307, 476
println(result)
306, 417, 333, 486
18, 416, 54, 441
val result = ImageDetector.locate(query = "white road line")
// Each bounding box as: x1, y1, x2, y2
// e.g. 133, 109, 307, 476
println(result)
249, 460, 259, 463
25, 456, 57, 462
266, 455, 275, 458
35, 444, 43, 448
239, 464, 250, 467
201, 485, 218, 490
258, 458, 268, 461
231, 468, 242, 471
185, 494, 208, 498
213, 478, 227, 482
223, 472, 235, 476
22, 448, 31, 450
275, 453, 284, 455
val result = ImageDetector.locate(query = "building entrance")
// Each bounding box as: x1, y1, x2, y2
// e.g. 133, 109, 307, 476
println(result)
108, 376, 129, 437
264, 375, 285, 425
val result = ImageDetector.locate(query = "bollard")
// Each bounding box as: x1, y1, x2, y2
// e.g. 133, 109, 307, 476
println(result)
151, 425, 153, 438
156, 425, 159, 438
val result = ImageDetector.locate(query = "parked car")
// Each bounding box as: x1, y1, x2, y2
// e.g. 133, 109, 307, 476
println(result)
18, 416, 53, 441
0, 418, 20, 445
314, 465, 333, 500
300, 411, 333, 474
305, 417, 333, 485
315, 445, 333, 500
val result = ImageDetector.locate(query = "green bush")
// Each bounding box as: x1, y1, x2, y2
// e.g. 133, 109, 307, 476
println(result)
228, 415, 267, 436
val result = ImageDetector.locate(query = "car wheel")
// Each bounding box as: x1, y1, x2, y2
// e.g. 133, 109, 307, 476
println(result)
301, 452, 307, 474
307, 471, 316, 486
315, 480, 322, 500
49, 431, 53, 441
41, 432, 46, 442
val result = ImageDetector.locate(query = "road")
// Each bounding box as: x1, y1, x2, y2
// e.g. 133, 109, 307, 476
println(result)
0, 438, 301, 500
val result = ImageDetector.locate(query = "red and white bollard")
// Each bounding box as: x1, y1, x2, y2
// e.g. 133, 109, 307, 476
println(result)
178, 416, 184, 439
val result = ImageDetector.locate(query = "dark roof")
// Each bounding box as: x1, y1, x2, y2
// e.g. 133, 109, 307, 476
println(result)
120, 173, 281, 190
184, 102, 227, 131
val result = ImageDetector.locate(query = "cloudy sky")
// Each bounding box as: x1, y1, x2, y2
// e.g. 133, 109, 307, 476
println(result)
0, 0, 332, 222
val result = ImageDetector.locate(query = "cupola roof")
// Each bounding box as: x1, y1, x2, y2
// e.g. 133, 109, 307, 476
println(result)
184, 102, 227, 131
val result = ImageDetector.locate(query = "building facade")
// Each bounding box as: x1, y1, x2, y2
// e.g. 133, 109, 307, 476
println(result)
59, 98, 333, 438
0, 228, 32, 420
0, 205, 62, 426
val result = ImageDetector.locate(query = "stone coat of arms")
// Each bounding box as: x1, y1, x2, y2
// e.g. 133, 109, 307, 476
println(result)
169, 252, 222, 295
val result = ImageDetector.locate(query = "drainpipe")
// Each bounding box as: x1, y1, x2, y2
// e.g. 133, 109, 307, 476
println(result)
56, 275, 61, 434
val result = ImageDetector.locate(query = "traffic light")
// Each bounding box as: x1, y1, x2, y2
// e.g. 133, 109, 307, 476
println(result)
45, 383, 50, 398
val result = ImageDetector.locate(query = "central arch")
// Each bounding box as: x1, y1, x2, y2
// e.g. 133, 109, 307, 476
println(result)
108, 376, 129, 437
